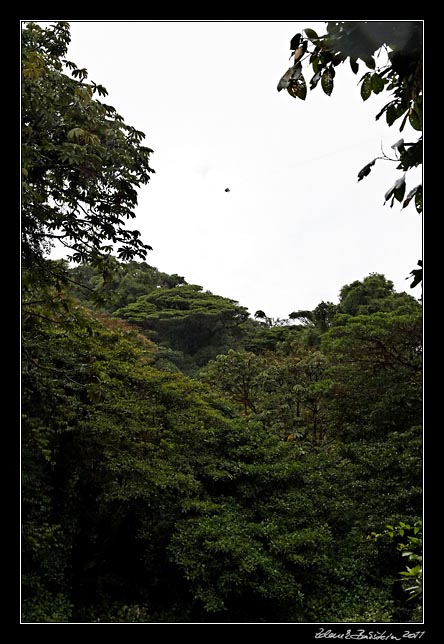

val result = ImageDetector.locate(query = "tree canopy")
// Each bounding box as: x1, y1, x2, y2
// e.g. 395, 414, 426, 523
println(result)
22, 22, 154, 288
22, 266, 422, 622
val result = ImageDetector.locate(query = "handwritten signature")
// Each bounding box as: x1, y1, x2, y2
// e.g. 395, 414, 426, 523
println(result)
314, 629, 426, 641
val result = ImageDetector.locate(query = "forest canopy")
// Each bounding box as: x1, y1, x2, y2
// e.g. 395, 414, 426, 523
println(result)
21, 21, 423, 624
22, 259, 423, 623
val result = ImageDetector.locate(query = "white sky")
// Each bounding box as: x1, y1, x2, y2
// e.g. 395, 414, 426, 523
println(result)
60, 20, 421, 318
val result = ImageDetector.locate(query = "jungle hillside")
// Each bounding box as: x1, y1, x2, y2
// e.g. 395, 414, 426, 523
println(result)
21, 21, 423, 625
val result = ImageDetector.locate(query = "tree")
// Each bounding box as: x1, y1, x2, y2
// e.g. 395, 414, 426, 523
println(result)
202, 349, 264, 415
337, 273, 418, 316
22, 22, 154, 289
67, 258, 187, 312
202, 346, 331, 445
258, 348, 331, 445
277, 22, 422, 287
322, 304, 422, 441
289, 301, 337, 345
113, 284, 249, 374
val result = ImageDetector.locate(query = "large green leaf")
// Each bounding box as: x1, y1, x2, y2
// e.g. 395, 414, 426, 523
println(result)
360, 74, 372, 101
321, 69, 334, 96
409, 107, 422, 131
303, 28, 319, 42
310, 53, 320, 74
310, 70, 322, 90
350, 57, 359, 74
371, 73, 384, 94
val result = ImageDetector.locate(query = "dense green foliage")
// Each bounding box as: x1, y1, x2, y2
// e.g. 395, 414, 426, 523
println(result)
22, 263, 423, 623
113, 284, 249, 375
22, 21, 423, 624
68, 258, 301, 375
67, 257, 187, 312
370, 520, 422, 617
22, 22, 154, 290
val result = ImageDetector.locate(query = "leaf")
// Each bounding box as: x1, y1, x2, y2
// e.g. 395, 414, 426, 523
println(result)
371, 73, 384, 94
291, 63, 303, 82
71, 67, 88, 80
402, 185, 421, 209
287, 75, 307, 100
384, 181, 397, 203
405, 565, 422, 576
391, 138, 405, 154
310, 70, 322, 90
321, 69, 334, 96
327, 22, 341, 35
399, 112, 409, 132
386, 103, 404, 126
384, 177, 406, 204
94, 84, 108, 97
332, 51, 347, 66
360, 74, 372, 101
350, 57, 359, 74
277, 67, 293, 92
67, 127, 86, 142
311, 56, 320, 74
362, 56, 376, 69
277, 63, 301, 92
290, 33, 302, 50
357, 159, 376, 182
394, 178, 406, 202
409, 107, 422, 131
63, 59, 77, 70
397, 139, 422, 171
303, 28, 319, 42
375, 104, 389, 121
415, 187, 422, 213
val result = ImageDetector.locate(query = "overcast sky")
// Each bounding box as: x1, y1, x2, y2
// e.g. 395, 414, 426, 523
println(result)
60, 20, 421, 318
